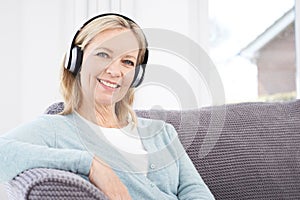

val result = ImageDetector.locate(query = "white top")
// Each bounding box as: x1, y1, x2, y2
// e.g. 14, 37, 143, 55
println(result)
75, 112, 148, 175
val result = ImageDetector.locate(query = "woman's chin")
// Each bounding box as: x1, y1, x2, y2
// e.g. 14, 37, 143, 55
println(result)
94, 96, 121, 106
94, 99, 113, 106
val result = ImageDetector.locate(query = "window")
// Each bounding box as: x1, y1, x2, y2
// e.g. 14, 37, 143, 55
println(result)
209, 0, 296, 103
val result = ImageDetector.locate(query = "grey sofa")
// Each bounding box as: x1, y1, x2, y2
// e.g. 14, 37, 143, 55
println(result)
6, 100, 300, 199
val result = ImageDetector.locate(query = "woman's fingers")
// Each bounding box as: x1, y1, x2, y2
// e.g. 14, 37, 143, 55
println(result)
89, 156, 132, 200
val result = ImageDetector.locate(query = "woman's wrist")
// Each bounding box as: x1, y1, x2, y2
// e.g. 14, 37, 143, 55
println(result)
88, 157, 96, 182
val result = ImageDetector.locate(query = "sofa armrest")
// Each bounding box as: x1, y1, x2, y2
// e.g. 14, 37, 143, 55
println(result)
6, 168, 108, 200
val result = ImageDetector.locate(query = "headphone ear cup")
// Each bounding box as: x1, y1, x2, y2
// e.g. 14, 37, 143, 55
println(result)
67, 46, 83, 75
131, 64, 146, 88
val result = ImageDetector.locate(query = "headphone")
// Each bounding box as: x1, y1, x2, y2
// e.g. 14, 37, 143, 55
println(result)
64, 13, 149, 88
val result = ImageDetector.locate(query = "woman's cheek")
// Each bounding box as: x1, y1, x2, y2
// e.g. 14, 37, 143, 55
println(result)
123, 68, 136, 86
112, 69, 135, 101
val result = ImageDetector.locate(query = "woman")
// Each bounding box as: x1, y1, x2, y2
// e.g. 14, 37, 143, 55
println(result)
0, 13, 214, 199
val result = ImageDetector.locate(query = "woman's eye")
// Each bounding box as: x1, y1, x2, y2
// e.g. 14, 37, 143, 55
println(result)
96, 52, 109, 58
123, 60, 135, 67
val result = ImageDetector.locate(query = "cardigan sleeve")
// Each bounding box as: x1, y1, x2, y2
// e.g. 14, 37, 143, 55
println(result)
0, 115, 93, 183
165, 123, 215, 200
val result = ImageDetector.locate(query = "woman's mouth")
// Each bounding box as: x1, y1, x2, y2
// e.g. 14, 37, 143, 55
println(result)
97, 78, 121, 89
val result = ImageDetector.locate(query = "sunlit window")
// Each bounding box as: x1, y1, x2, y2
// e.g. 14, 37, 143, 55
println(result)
209, 0, 296, 103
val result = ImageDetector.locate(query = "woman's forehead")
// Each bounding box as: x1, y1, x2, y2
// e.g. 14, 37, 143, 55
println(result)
88, 28, 140, 54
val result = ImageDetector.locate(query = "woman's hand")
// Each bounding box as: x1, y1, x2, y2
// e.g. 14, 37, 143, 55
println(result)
89, 156, 132, 200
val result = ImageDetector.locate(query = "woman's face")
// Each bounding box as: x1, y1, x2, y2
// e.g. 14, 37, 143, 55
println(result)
80, 28, 140, 106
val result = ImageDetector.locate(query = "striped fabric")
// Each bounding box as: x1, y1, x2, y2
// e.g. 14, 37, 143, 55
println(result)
6, 100, 300, 199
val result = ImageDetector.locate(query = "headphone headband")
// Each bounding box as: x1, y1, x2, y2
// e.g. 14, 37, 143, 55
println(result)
64, 13, 148, 87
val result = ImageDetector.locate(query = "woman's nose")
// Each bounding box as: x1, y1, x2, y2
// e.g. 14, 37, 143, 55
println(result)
105, 59, 122, 77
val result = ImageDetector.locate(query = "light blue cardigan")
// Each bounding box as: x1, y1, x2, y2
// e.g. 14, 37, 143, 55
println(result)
0, 113, 214, 199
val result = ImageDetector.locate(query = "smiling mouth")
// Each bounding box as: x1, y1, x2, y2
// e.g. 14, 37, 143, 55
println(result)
97, 78, 121, 89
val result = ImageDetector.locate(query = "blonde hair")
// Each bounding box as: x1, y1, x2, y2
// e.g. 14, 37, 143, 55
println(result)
59, 15, 147, 125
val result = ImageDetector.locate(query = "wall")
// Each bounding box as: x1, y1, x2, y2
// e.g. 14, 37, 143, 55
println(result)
0, 0, 75, 198
1, 0, 22, 134
0, 0, 68, 134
